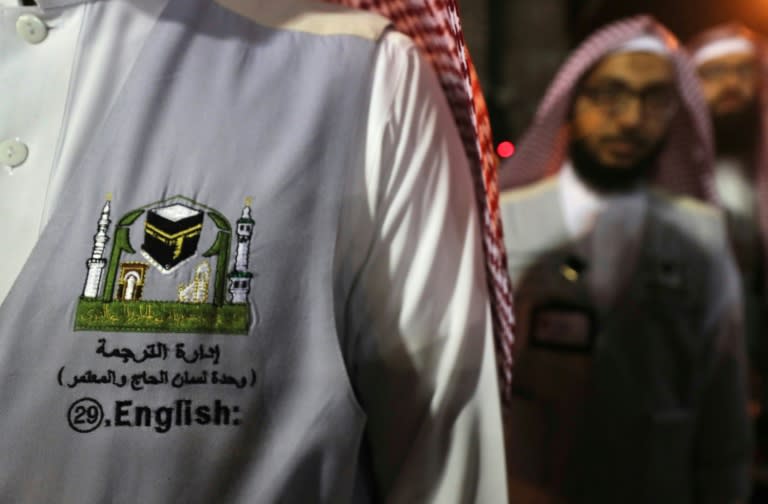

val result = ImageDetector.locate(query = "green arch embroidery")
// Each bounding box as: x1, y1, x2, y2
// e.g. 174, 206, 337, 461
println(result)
202, 221, 231, 307
102, 221, 139, 302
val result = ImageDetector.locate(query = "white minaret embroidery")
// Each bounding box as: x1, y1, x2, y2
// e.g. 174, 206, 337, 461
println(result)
83, 199, 111, 298
228, 202, 254, 304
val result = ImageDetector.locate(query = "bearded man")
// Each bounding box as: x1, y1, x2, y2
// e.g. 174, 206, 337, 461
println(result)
500, 16, 751, 504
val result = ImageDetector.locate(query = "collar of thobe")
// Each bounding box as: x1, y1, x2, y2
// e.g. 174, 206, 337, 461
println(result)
715, 156, 758, 219
558, 161, 646, 239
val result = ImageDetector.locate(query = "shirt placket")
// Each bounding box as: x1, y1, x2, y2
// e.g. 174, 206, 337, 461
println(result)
0, 2, 84, 303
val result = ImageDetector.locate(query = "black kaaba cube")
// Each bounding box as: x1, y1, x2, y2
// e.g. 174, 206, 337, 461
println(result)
142, 204, 204, 271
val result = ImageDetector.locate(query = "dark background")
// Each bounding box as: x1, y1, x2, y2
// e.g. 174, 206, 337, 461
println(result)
454, 4, 768, 500
456, 0, 768, 145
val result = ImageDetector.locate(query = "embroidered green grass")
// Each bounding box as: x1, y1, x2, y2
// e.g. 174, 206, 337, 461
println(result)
74, 299, 249, 334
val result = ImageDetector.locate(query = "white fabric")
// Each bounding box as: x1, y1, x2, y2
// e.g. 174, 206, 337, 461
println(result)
614, 34, 670, 56
341, 28, 507, 502
557, 161, 647, 238
0, 1, 85, 301
0, 0, 167, 302
693, 36, 756, 66
714, 157, 758, 219
0, 1, 506, 501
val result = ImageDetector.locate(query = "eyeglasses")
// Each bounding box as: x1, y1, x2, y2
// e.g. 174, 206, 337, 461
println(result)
578, 82, 679, 120
698, 62, 757, 82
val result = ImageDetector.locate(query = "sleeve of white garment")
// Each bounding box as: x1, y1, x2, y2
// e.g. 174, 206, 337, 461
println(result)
335, 30, 509, 503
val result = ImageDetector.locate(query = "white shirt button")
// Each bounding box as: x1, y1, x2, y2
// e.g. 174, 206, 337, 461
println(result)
16, 14, 48, 44
0, 139, 29, 169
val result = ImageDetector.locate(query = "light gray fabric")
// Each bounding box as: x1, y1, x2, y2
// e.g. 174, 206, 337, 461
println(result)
0, 0, 386, 502
502, 182, 752, 503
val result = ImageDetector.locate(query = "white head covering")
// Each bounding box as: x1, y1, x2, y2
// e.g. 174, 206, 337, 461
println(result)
614, 34, 671, 56
693, 36, 756, 66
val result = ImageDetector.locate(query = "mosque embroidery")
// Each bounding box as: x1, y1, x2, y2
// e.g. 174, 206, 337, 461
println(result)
74, 195, 254, 334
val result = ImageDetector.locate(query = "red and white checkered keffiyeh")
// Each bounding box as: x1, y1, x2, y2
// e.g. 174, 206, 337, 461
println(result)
687, 24, 768, 287
499, 16, 716, 203
323, 0, 516, 401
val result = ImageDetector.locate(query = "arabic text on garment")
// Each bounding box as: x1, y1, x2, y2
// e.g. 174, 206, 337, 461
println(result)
58, 367, 257, 391
95, 338, 221, 365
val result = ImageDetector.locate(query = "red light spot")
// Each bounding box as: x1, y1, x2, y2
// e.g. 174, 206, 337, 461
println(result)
496, 141, 516, 159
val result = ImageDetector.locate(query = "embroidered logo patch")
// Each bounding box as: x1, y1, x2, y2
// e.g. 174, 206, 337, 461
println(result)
75, 195, 254, 334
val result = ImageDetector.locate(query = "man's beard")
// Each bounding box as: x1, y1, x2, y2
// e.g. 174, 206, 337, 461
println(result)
568, 139, 663, 194
712, 98, 760, 158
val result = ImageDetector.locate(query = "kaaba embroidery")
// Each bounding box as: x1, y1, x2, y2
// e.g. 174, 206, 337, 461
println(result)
74, 195, 254, 335
142, 203, 204, 273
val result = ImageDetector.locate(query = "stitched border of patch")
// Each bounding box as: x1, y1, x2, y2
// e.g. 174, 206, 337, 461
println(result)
74, 195, 255, 335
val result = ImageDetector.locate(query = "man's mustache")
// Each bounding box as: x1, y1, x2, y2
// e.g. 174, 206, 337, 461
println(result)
714, 88, 749, 105
600, 134, 648, 149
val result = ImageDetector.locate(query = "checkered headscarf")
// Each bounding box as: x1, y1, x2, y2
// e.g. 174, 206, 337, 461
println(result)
500, 16, 716, 202
688, 24, 768, 286
323, 0, 516, 401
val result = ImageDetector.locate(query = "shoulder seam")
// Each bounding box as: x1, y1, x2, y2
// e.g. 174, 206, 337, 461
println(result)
214, 0, 392, 41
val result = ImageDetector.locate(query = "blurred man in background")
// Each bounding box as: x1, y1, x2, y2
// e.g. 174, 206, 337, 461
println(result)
689, 24, 768, 500
500, 16, 751, 503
